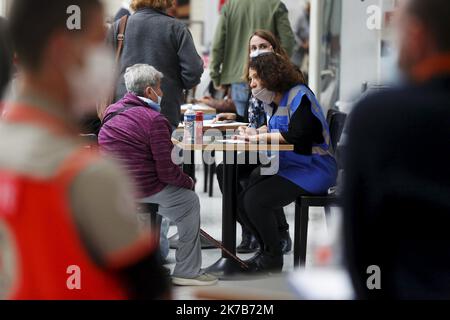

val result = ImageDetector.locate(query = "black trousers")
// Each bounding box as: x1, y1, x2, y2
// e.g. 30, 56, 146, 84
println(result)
238, 166, 310, 256
216, 152, 289, 235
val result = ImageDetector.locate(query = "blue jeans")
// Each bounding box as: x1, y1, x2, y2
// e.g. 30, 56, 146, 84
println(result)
231, 83, 250, 117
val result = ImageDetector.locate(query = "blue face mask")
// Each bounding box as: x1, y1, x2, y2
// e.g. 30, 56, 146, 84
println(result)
150, 87, 163, 105
138, 96, 161, 112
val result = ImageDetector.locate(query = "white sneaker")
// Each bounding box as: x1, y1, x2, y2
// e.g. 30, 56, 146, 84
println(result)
172, 273, 218, 286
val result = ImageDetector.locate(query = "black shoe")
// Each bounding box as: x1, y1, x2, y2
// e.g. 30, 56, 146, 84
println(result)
237, 234, 260, 254
280, 231, 292, 254
161, 265, 171, 276
244, 252, 283, 274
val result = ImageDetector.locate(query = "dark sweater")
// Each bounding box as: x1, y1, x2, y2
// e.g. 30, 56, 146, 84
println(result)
343, 74, 450, 299
279, 97, 324, 155
110, 8, 204, 128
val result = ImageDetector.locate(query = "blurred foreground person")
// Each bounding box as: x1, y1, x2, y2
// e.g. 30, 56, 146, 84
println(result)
0, 0, 170, 300
0, 16, 12, 105
344, 0, 450, 299
99, 64, 218, 286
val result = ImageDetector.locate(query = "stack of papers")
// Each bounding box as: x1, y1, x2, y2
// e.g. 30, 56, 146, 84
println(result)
178, 120, 248, 128
181, 104, 214, 111
204, 120, 248, 128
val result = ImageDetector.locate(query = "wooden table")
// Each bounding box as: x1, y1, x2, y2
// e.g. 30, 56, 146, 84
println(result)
173, 140, 294, 278
177, 120, 249, 132
175, 122, 249, 187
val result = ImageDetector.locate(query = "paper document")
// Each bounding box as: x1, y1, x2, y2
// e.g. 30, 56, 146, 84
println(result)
216, 140, 247, 144
179, 120, 248, 128
204, 120, 248, 128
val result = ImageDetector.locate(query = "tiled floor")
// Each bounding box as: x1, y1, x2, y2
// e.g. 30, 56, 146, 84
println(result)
164, 154, 331, 300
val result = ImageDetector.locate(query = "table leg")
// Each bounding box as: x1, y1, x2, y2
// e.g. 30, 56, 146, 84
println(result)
183, 149, 196, 181
205, 150, 247, 279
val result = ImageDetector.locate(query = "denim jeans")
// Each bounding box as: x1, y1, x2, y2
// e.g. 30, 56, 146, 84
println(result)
231, 83, 250, 117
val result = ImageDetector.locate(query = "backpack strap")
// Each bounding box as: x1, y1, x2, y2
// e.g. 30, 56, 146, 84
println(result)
101, 104, 143, 127
115, 15, 129, 62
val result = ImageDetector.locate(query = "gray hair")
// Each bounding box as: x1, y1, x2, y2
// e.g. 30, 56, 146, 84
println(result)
124, 64, 163, 96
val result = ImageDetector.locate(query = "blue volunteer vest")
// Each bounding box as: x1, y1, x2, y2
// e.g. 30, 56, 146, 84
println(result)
266, 85, 337, 194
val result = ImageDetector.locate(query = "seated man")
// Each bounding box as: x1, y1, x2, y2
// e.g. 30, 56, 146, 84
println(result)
0, 16, 13, 111
99, 64, 217, 286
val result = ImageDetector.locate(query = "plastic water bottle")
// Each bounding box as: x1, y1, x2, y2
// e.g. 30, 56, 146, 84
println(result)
195, 111, 204, 145
183, 105, 196, 144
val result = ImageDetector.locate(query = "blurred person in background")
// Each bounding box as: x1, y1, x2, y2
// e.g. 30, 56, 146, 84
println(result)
237, 53, 337, 273
344, 0, 450, 299
213, 30, 299, 255
108, 0, 203, 129
0, 16, 13, 109
218, 0, 227, 13
99, 64, 218, 287
0, 0, 170, 300
210, 0, 296, 118
292, 1, 311, 79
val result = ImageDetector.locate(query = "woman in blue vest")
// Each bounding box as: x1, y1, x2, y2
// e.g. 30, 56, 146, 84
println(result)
237, 53, 337, 273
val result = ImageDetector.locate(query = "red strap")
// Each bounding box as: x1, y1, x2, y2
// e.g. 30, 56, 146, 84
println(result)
3, 103, 99, 187
412, 54, 450, 82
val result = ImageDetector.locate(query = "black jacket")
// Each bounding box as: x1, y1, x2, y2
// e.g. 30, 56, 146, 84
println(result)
0, 17, 12, 98
343, 74, 450, 299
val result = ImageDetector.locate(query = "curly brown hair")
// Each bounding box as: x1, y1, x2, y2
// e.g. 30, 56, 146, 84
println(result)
248, 53, 306, 93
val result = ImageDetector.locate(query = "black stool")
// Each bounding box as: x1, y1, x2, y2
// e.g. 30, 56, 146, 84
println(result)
137, 202, 162, 244
294, 194, 339, 267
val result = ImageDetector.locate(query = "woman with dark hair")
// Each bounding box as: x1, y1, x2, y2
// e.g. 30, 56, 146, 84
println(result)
214, 30, 304, 127
237, 53, 337, 273
213, 31, 300, 254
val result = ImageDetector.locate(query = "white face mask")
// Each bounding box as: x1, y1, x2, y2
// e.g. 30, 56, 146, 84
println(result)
252, 87, 275, 104
249, 48, 273, 59
67, 44, 116, 117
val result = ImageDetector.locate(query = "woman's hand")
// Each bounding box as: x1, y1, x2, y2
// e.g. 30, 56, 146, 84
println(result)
238, 126, 257, 136
257, 125, 268, 134
212, 113, 236, 123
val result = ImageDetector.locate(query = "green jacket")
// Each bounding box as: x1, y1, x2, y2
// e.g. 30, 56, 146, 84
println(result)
210, 0, 296, 87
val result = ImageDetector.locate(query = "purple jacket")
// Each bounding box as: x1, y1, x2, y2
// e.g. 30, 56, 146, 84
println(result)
99, 93, 193, 198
